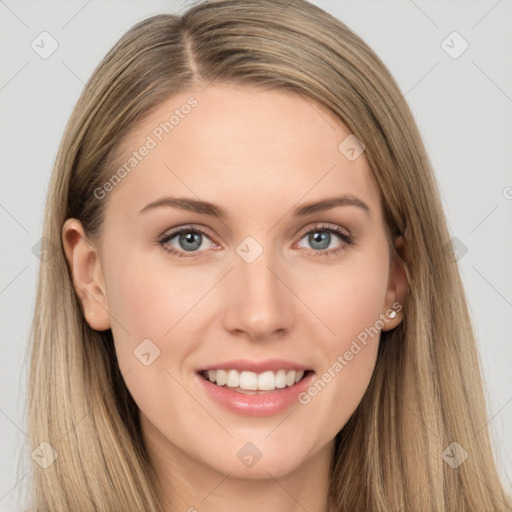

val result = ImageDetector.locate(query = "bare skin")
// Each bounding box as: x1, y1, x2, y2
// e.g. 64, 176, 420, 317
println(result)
62, 84, 407, 512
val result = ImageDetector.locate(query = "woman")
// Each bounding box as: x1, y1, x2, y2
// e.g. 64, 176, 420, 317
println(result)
26, 0, 512, 510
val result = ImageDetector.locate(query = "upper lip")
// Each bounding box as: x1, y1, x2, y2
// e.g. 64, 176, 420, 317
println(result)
199, 358, 311, 373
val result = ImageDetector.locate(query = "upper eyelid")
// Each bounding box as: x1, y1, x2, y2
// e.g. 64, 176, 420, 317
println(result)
296, 223, 350, 238
160, 224, 215, 242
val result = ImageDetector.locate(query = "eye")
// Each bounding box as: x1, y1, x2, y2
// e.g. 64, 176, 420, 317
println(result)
158, 225, 219, 258
295, 223, 354, 257
158, 223, 354, 259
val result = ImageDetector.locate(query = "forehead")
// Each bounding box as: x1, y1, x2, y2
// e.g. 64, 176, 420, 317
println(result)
103, 83, 382, 222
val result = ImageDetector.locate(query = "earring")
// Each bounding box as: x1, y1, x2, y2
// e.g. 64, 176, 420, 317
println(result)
388, 310, 397, 319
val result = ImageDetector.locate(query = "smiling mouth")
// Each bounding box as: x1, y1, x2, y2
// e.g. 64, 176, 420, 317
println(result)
199, 369, 312, 394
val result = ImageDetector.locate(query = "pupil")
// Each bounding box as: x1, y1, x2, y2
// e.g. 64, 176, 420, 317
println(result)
310, 231, 329, 250
180, 232, 201, 251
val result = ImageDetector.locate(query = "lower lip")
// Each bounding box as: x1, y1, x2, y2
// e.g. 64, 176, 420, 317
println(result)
196, 372, 315, 417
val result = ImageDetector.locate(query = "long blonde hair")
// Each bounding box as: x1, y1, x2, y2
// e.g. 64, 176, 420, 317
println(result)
24, 0, 512, 510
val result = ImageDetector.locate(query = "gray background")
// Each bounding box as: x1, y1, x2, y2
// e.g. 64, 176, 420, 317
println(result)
1, 0, 511, 509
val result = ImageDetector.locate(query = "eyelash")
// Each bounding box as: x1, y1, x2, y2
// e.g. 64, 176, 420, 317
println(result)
158, 223, 354, 259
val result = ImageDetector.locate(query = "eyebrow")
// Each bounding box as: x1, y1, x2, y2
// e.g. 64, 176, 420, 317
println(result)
138, 194, 371, 218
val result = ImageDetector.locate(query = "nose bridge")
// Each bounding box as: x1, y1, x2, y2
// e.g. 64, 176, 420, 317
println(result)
238, 249, 280, 304
223, 236, 294, 338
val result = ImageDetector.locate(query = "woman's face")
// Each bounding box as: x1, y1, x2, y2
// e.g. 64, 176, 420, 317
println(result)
64, 83, 405, 482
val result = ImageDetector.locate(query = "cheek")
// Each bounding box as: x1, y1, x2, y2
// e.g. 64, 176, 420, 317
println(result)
297, 251, 389, 425
102, 248, 218, 382
303, 251, 389, 353
101, 252, 197, 426
104, 250, 194, 336
100, 249, 177, 372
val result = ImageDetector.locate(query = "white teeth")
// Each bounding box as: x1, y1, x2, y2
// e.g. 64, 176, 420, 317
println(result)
239, 371, 258, 390
216, 369, 227, 386
275, 369, 287, 388
203, 368, 307, 391
258, 371, 275, 391
226, 369, 239, 388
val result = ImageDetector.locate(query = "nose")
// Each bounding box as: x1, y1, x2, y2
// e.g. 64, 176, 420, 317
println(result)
221, 246, 296, 341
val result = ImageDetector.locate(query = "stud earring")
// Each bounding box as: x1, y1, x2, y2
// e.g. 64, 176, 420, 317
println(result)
388, 310, 397, 319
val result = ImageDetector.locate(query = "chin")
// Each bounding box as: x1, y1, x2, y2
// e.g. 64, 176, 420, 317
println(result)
197, 436, 321, 480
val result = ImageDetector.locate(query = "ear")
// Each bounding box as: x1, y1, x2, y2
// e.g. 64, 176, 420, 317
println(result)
381, 235, 408, 331
62, 218, 111, 331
